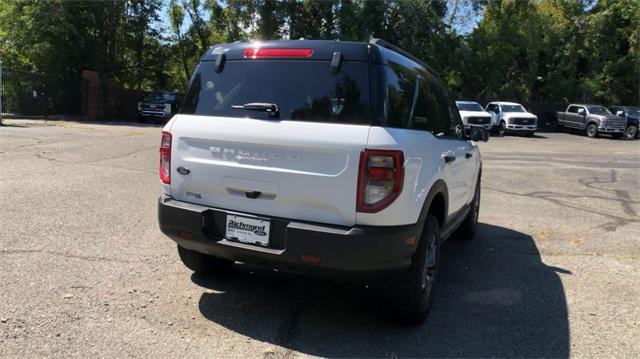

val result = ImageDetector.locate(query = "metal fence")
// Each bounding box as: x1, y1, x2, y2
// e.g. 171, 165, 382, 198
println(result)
0, 63, 86, 120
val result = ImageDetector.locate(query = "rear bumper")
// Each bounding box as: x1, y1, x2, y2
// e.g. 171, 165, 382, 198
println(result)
158, 196, 420, 283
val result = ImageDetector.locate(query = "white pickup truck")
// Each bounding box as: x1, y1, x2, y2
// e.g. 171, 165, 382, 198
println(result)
456, 101, 492, 130
485, 101, 538, 136
158, 39, 488, 324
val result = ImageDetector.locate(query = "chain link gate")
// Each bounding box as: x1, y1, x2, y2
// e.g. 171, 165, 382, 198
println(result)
0, 63, 86, 121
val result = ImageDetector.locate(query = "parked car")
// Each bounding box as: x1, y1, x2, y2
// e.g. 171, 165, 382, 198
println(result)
157, 39, 488, 324
137, 91, 180, 123
557, 104, 627, 138
608, 106, 639, 139
485, 101, 537, 136
456, 100, 492, 130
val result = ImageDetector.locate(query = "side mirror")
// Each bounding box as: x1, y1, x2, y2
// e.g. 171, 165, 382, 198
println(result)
577, 108, 586, 116
467, 126, 489, 142
616, 110, 624, 117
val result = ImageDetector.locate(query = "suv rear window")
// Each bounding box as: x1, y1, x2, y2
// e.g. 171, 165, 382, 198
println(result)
181, 60, 371, 124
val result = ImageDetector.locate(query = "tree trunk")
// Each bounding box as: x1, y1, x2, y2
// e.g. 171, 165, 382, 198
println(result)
176, 33, 191, 83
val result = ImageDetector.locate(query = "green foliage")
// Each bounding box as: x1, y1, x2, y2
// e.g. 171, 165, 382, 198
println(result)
456, 0, 639, 105
0, 0, 637, 105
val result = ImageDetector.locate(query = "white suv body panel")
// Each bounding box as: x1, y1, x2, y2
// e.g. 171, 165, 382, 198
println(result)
354, 127, 479, 226
165, 114, 370, 227
164, 116, 481, 228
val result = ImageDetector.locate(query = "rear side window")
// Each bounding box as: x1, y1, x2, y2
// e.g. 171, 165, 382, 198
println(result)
416, 77, 455, 136
378, 62, 462, 138
181, 60, 370, 124
381, 63, 417, 129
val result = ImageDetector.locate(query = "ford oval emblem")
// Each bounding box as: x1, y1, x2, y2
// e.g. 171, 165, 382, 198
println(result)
177, 166, 191, 175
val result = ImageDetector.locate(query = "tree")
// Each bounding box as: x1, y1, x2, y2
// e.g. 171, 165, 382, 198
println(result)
182, 0, 211, 51
1, 0, 637, 106
582, 0, 640, 104
462, 0, 546, 102
256, 0, 284, 39
124, 0, 163, 89
169, 0, 193, 83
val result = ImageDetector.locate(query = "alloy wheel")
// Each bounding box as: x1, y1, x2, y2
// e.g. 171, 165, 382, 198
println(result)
499, 122, 506, 136
420, 233, 439, 302
624, 126, 638, 140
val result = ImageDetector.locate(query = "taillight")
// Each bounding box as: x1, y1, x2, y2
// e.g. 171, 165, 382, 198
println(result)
243, 48, 313, 58
159, 131, 172, 184
356, 149, 404, 213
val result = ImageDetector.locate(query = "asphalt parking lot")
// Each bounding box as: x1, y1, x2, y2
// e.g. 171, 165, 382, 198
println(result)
1, 120, 639, 358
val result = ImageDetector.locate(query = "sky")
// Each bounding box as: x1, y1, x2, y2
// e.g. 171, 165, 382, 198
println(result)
454, 13, 483, 35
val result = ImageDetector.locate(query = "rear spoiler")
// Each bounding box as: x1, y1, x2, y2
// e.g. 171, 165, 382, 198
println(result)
201, 40, 369, 63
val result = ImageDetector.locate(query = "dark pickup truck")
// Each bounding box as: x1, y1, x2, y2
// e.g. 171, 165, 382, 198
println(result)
137, 91, 180, 123
609, 106, 639, 140
557, 104, 627, 138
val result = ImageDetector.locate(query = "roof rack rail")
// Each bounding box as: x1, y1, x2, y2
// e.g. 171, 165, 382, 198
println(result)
369, 38, 440, 77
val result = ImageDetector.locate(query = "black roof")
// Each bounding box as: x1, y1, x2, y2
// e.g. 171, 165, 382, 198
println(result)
201, 38, 441, 79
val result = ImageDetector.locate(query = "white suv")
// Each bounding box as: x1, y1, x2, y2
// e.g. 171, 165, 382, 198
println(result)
485, 101, 538, 136
158, 39, 487, 324
456, 100, 492, 129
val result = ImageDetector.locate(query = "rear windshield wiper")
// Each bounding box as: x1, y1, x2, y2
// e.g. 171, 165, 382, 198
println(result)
231, 103, 279, 118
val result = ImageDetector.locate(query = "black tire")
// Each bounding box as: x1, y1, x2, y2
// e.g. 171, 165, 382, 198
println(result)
586, 123, 598, 138
454, 178, 481, 240
623, 126, 637, 140
177, 245, 233, 276
389, 214, 441, 325
497, 121, 506, 136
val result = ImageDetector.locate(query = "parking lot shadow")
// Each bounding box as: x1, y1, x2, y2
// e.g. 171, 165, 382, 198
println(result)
193, 223, 570, 358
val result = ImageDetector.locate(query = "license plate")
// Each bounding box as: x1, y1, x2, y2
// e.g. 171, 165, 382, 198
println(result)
225, 215, 270, 247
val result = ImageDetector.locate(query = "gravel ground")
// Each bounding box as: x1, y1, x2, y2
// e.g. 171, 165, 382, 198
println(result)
1, 120, 639, 358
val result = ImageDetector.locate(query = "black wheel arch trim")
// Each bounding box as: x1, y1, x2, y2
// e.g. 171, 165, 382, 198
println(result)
417, 179, 449, 229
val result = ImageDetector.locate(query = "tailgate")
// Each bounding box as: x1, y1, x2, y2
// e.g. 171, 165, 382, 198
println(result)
169, 115, 370, 226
